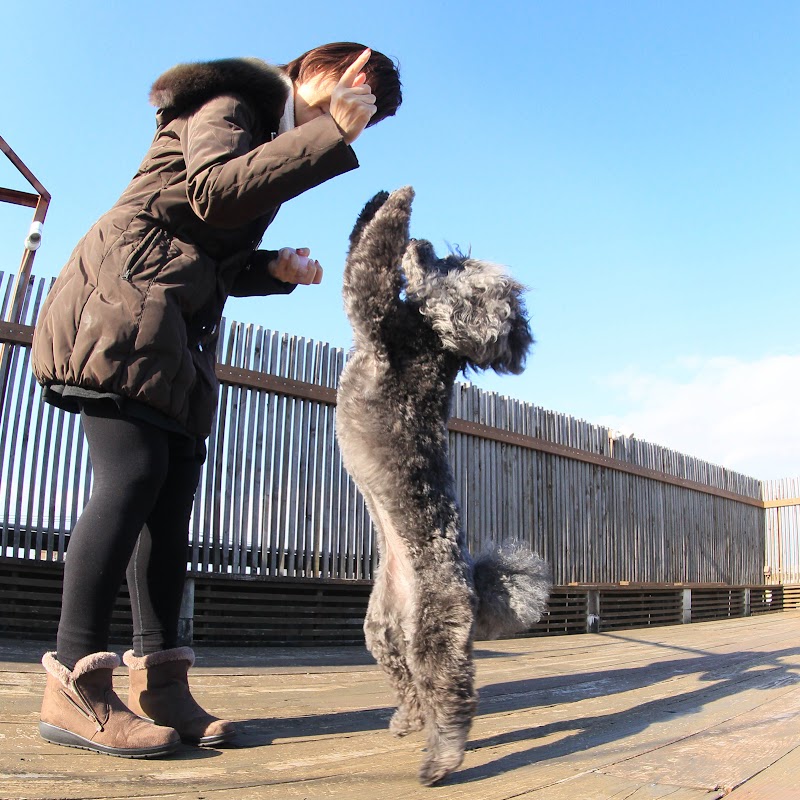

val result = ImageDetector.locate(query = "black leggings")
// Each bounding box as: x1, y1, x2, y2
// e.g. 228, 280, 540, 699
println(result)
56, 403, 205, 669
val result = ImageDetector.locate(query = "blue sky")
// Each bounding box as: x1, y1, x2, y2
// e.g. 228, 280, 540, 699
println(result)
1, 1, 798, 479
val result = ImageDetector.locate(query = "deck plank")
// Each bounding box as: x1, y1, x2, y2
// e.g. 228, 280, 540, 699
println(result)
0, 612, 798, 799
726, 744, 800, 799
600, 685, 800, 793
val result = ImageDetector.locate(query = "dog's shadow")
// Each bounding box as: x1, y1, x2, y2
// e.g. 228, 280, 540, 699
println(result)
230, 650, 530, 748
227, 644, 800, 786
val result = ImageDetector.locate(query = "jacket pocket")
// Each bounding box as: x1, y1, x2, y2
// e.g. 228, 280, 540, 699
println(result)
121, 226, 165, 282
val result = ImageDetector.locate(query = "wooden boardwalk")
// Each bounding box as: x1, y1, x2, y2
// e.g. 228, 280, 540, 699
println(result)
1, 612, 799, 799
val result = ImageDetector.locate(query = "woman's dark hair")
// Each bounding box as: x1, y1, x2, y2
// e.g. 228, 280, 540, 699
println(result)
281, 42, 402, 126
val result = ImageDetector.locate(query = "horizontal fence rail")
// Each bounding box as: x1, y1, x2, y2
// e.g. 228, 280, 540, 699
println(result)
0, 270, 798, 592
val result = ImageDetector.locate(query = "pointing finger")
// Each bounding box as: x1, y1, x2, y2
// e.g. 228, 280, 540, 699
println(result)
338, 48, 371, 89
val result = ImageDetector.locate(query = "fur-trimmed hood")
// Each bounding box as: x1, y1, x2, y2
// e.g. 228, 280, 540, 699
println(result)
150, 58, 290, 125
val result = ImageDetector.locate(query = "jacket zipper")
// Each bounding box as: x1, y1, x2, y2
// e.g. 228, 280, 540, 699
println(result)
121, 227, 162, 282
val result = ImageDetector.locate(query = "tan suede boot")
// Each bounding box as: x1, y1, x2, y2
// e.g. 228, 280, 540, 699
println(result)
124, 647, 235, 746
39, 651, 180, 757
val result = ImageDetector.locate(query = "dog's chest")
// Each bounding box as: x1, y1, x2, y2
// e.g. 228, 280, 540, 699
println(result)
341, 348, 452, 411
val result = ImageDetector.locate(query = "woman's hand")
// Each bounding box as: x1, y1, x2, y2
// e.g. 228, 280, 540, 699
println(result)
268, 247, 323, 285
329, 49, 377, 145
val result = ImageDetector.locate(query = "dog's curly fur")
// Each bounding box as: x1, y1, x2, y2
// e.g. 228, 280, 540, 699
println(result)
335, 187, 551, 785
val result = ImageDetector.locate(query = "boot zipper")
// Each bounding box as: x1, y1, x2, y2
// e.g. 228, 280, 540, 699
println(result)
62, 686, 105, 732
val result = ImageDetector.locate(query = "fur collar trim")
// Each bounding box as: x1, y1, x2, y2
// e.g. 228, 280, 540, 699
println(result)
150, 58, 290, 122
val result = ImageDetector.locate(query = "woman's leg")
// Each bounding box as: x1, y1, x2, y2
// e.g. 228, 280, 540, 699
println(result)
127, 434, 206, 656
56, 405, 170, 670
121, 435, 235, 746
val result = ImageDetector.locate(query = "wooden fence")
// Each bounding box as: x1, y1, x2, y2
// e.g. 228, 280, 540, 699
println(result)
2, 271, 792, 591
763, 477, 800, 585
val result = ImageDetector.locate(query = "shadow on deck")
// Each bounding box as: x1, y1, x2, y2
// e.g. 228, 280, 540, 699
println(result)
1, 612, 799, 799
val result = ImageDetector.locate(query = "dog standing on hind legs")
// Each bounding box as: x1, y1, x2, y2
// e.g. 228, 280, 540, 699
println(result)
335, 186, 551, 785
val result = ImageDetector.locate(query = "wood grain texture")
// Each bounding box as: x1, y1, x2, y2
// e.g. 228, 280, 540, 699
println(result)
1, 612, 798, 799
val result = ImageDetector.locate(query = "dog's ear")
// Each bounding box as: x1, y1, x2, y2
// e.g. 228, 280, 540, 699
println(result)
501, 306, 535, 374
346, 186, 415, 269
419, 260, 534, 374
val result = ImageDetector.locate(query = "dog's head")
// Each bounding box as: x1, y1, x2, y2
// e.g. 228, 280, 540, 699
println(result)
348, 187, 533, 375
402, 238, 533, 375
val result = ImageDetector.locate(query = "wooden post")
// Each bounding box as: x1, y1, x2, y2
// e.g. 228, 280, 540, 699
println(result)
743, 587, 751, 617
586, 589, 600, 633
682, 588, 692, 624
177, 577, 195, 646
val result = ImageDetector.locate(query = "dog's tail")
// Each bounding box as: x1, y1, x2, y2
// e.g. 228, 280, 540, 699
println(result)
472, 543, 551, 640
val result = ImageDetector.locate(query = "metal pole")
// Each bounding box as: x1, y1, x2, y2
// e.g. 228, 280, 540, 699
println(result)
0, 134, 51, 325
6, 194, 49, 324
0, 135, 51, 414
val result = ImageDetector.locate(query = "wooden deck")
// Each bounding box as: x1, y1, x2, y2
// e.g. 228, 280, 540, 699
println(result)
1, 612, 799, 799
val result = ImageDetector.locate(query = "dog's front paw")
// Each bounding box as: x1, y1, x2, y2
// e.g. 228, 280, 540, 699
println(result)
389, 706, 425, 737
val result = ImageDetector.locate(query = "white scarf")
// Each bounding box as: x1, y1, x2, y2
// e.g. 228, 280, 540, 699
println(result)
278, 73, 295, 135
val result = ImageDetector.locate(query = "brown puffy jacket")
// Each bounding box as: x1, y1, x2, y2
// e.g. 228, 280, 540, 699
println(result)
32, 58, 358, 436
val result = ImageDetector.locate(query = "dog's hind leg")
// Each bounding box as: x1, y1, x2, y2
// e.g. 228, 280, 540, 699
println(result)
408, 537, 478, 786
361, 491, 426, 736
364, 585, 425, 736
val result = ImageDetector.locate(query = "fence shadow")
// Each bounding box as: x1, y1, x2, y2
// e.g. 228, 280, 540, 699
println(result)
220, 640, 800, 775
450, 643, 800, 785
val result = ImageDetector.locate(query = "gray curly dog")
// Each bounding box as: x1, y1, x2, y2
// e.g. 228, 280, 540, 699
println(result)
335, 187, 551, 785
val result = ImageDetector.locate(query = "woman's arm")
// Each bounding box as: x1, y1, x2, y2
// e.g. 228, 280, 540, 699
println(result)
229, 247, 322, 297
229, 250, 292, 297
182, 94, 358, 229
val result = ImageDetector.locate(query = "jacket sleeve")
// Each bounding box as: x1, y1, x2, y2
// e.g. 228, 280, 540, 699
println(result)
182, 94, 359, 229
229, 249, 298, 297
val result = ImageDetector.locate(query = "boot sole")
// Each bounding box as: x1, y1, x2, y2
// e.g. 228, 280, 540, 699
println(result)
39, 722, 180, 758
189, 730, 236, 747
138, 715, 236, 747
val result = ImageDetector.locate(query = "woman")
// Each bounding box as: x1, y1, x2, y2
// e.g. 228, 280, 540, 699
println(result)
31, 42, 401, 757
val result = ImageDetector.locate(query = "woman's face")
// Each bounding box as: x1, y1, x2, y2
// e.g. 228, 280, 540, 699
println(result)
294, 72, 338, 126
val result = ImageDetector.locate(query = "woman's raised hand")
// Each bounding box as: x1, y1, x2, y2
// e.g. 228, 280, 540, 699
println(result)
329, 49, 377, 144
